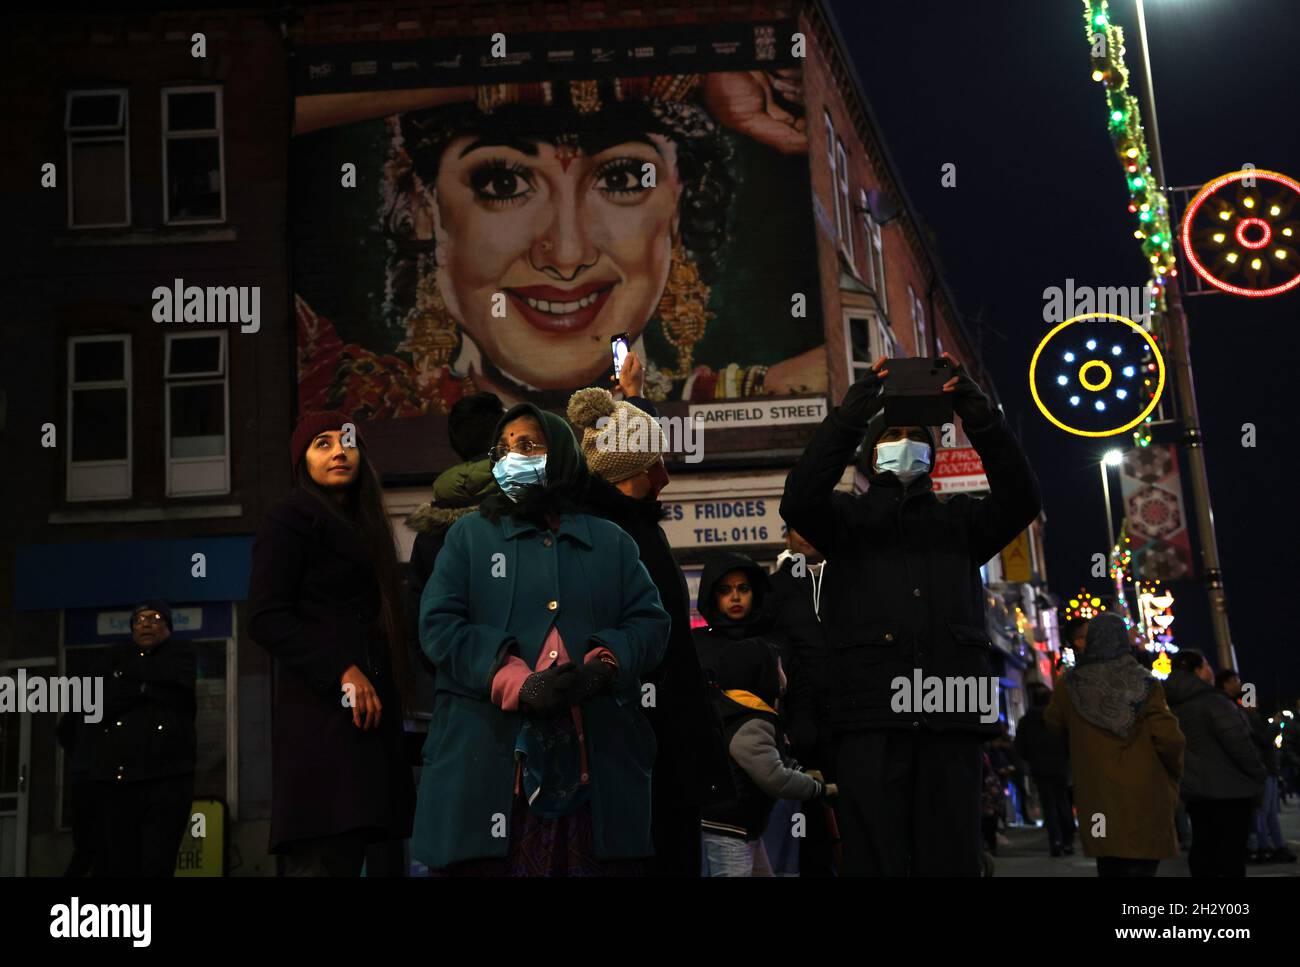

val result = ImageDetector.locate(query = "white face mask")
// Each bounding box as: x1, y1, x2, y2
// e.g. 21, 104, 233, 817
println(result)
874, 439, 932, 485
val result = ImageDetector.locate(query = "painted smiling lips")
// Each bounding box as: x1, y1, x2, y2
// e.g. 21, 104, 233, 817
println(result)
507, 282, 615, 334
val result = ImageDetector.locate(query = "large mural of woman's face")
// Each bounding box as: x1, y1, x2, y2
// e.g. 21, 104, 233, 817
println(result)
292, 67, 826, 470
434, 131, 681, 390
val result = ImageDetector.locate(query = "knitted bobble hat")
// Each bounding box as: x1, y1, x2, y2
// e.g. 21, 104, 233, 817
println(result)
567, 388, 668, 484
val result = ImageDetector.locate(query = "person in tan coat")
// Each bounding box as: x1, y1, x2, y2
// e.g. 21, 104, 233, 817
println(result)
1045, 613, 1185, 876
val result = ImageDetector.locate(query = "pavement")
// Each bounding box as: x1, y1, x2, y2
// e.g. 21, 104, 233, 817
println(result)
990, 797, 1300, 877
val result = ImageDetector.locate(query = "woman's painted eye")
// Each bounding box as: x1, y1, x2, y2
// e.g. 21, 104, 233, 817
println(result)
593, 158, 648, 196
469, 160, 534, 202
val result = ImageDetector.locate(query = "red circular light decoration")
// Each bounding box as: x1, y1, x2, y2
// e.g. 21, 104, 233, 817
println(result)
1181, 169, 1300, 297
1234, 217, 1271, 250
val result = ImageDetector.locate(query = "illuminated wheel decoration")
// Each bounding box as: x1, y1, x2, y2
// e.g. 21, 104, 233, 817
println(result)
1029, 312, 1166, 437
1181, 169, 1300, 297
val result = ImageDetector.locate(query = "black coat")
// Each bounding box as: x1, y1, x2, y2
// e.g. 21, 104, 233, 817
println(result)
1163, 669, 1265, 801
248, 490, 415, 851
581, 476, 734, 816
780, 407, 1041, 734
83, 637, 197, 783
764, 555, 833, 770
1014, 707, 1070, 779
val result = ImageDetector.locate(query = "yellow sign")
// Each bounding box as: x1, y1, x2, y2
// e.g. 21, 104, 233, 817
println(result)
1001, 530, 1033, 583
1152, 650, 1172, 679
175, 798, 225, 877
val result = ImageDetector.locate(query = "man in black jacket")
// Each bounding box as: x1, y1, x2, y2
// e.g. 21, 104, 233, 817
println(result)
568, 378, 733, 876
765, 527, 838, 875
87, 600, 197, 877
780, 354, 1041, 875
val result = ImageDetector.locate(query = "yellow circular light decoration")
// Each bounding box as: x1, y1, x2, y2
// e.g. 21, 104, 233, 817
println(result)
1078, 359, 1113, 391
1029, 312, 1166, 438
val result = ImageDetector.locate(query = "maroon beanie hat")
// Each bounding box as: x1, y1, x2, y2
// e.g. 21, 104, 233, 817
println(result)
290, 410, 363, 478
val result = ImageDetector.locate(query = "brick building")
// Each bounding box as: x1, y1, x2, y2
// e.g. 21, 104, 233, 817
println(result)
0, 0, 1055, 876
1, 6, 296, 875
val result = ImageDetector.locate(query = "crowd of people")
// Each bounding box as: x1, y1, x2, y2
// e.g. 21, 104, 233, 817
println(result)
58, 351, 1297, 877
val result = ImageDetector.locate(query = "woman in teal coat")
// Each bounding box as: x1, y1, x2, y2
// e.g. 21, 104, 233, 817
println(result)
414, 402, 670, 874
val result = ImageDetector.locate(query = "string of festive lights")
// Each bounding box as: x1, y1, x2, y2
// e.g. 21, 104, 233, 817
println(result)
1082, 0, 1172, 447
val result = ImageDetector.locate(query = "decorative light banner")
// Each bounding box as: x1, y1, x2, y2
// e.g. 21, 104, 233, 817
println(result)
1080, 0, 1176, 315
1137, 581, 1176, 680
1118, 445, 1194, 582
1180, 169, 1300, 297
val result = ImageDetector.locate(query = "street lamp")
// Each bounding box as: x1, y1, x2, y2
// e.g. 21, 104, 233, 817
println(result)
1100, 449, 1123, 550
1131, 0, 1235, 670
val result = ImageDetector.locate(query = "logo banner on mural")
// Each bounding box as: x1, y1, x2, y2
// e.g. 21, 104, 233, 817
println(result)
291, 19, 825, 475
1119, 445, 1195, 582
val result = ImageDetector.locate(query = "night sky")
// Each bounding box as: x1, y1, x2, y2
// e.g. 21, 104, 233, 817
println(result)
828, 0, 1300, 708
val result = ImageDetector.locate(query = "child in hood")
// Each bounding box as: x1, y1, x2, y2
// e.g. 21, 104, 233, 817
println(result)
694, 552, 837, 876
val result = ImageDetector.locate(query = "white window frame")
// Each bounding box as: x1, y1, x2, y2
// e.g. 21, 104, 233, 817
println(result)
161, 85, 227, 225
858, 188, 888, 311
65, 89, 131, 229
165, 331, 231, 496
67, 335, 132, 502
909, 285, 927, 357
843, 308, 896, 384
835, 139, 853, 261
824, 111, 843, 247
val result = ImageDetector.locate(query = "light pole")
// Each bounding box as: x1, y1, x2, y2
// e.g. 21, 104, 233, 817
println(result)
1101, 449, 1123, 551
1132, 0, 1235, 670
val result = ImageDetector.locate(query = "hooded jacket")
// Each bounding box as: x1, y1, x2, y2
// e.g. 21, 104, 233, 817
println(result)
692, 550, 775, 685
701, 639, 822, 841
780, 405, 1041, 734
764, 550, 833, 769
406, 458, 496, 580
1163, 669, 1266, 801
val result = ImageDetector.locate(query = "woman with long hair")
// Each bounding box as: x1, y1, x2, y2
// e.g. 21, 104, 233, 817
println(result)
413, 402, 670, 875
248, 411, 415, 875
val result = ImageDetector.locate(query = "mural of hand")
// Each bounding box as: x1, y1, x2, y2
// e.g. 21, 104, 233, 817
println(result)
702, 69, 808, 155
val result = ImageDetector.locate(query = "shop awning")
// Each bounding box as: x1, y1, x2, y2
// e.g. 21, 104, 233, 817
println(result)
14, 536, 254, 611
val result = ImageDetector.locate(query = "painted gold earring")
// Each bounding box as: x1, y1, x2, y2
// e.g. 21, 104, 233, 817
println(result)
656, 241, 713, 379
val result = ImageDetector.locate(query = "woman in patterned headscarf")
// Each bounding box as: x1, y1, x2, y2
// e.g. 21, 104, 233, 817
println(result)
1043, 612, 1186, 876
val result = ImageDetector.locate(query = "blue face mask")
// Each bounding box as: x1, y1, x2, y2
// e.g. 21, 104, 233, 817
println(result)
874, 439, 932, 485
492, 452, 548, 501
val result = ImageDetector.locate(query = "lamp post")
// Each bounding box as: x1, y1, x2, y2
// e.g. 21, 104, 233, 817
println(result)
1132, 0, 1235, 670
1100, 449, 1123, 551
